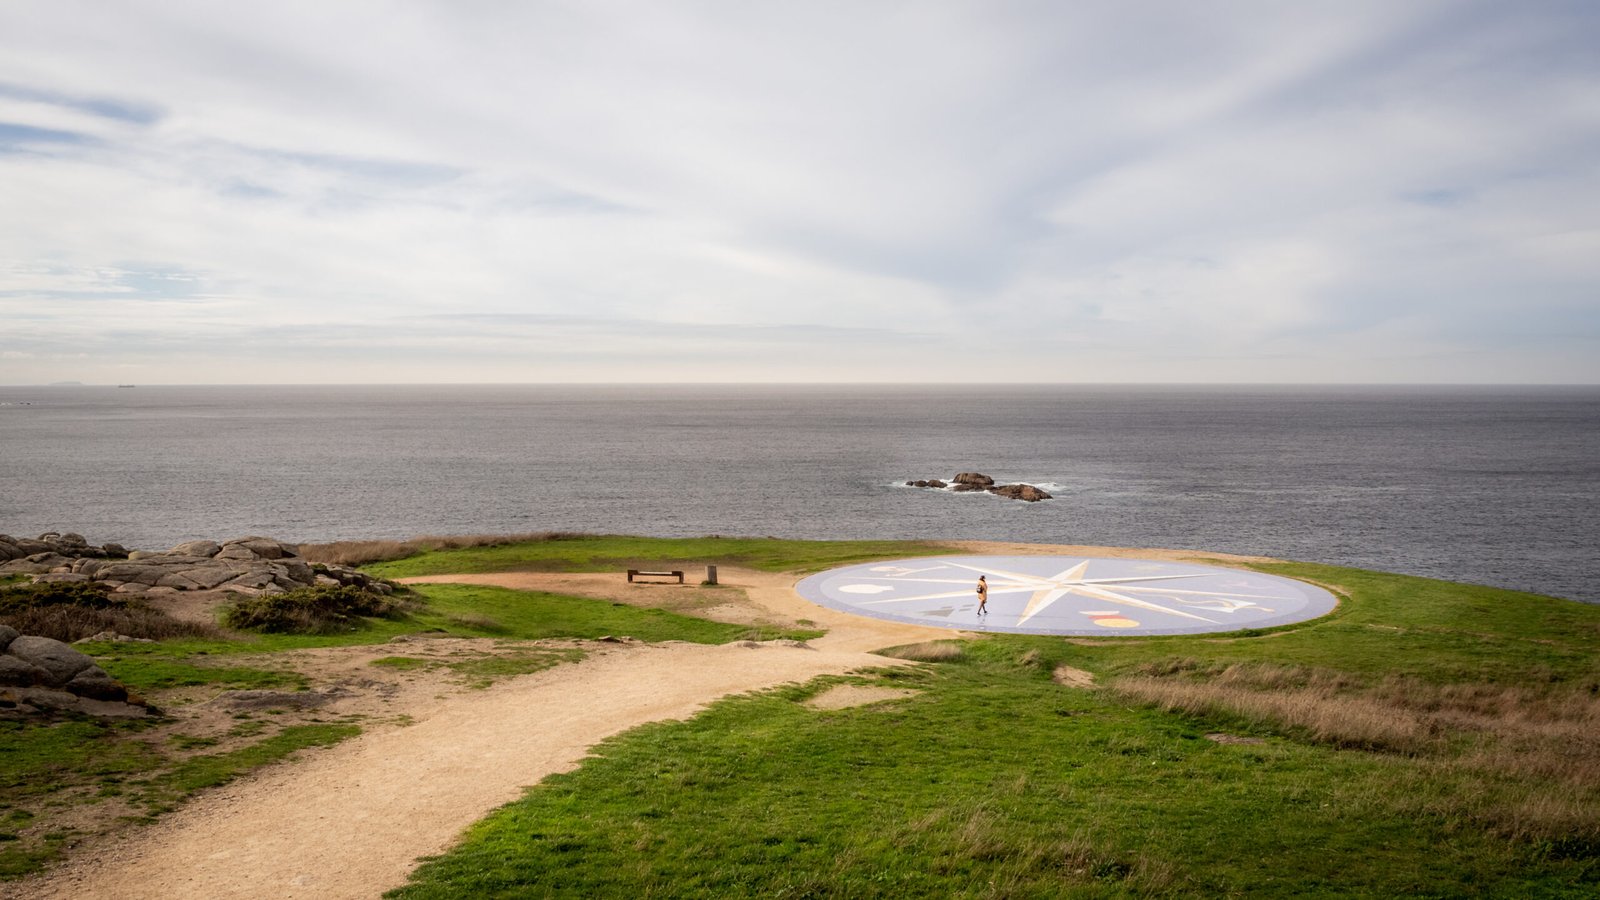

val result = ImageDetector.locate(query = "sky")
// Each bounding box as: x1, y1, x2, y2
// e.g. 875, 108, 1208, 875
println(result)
1, 1, 1597, 384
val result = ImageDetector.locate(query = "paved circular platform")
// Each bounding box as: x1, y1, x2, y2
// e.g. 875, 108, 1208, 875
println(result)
795, 556, 1338, 636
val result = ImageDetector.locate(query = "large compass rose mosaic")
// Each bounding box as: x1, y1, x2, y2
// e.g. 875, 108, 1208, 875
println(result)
795, 556, 1337, 636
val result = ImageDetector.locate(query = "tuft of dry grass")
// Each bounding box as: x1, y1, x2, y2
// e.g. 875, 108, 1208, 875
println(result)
0, 604, 221, 643
1113, 660, 1600, 847
1114, 674, 1429, 752
297, 532, 587, 567
884, 641, 965, 662
1052, 665, 1096, 688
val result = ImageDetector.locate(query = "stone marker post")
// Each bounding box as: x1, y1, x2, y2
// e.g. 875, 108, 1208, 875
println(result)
706, 565, 718, 585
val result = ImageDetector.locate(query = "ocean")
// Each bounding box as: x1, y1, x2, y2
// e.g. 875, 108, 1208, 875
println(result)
2, 384, 1596, 604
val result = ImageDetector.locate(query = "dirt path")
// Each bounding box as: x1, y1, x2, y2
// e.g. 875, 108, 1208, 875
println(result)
16, 569, 952, 900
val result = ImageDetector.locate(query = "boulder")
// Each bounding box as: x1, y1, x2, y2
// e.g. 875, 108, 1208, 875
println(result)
6, 635, 97, 687
0, 624, 17, 651
180, 565, 246, 590
32, 573, 92, 584
59, 533, 88, 547
989, 483, 1053, 502
92, 564, 166, 586
65, 666, 129, 702
2, 687, 81, 712
219, 537, 296, 560
950, 483, 989, 492
156, 572, 211, 591
0, 538, 20, 561
168, 540, 222, 558
0, 655, 49, 687
926, 479, 947, 488
223, 571, 277, 590
953, 472, 995, 487
280, 559, 314, 584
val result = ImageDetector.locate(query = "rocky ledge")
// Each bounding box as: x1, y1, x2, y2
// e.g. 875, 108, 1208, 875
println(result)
905, 472, 1053, 502
0, 532, 392, 598
0, 624, 151, 718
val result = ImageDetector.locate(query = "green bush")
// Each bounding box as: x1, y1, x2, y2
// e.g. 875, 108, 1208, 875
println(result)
222, 586, 400, 635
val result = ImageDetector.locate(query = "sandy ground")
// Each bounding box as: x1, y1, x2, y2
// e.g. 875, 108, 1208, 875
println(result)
14, 568, 953, 900
18, 545, 1274, 899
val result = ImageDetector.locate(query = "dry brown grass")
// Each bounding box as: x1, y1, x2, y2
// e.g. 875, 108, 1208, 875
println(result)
1052, 665, 1096, 688
1114, 674, 1430, 752
297, 532, 587, 567
885, 641, 966, 662
1112, 660, 1600, 847
1116, 662, 1600, 761
0, 604, 221, 643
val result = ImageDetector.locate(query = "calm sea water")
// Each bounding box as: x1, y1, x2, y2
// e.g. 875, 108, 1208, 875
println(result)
2, 384, 1596, 603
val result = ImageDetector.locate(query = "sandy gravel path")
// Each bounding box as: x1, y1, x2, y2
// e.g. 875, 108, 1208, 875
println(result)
17, 569, 950, 900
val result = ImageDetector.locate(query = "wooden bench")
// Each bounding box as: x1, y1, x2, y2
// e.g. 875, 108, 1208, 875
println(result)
627, 569, 684, 584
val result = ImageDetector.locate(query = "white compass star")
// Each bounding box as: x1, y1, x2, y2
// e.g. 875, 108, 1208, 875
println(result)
856, 560, 1293, 626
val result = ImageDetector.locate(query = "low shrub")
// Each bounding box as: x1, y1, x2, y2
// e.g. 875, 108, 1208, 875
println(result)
222, 585, 401, 635
0, 580, 118, 614
0, 580, 217, 642
2, 605, 219, 643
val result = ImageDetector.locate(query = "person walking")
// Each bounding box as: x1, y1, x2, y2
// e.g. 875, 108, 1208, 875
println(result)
976, 575, 988, 616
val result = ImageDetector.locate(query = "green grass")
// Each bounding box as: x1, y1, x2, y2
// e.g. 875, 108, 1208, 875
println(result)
144, 724, 360, 805
443, 651, 588, 689
391, 650, 1598, 898
97, 656, 307, 694
392, 556, 1600, 899
370, 648, 587, 689
0, 719, 161, 801
364, 534, 943, 579
79, 580, 822, 684
0, 719, 159, 877
1064, 562, 1600, 687
371, 655, 431, 670
410, 583, 821, 644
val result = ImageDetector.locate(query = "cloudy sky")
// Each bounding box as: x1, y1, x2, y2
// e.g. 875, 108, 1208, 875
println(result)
1, 1, 1596, 384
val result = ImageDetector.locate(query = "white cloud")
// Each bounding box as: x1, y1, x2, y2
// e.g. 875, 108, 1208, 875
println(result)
0, 1, 1596, 383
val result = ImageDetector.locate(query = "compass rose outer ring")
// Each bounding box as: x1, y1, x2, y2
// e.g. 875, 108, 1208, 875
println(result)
794, 555, 1339, 637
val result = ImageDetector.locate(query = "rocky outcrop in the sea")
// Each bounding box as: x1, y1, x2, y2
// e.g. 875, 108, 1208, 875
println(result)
0, 624, 151, 718
0, 534, 393, 598
989, 483, 1052, 502
904, 473, 1053, 502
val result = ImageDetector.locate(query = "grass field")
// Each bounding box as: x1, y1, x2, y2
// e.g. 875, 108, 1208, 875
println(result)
7, 535, 1599, 895
377, 542, 1600, 898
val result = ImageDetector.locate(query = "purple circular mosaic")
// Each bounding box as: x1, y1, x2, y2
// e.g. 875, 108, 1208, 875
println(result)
796, 556, 1338, 636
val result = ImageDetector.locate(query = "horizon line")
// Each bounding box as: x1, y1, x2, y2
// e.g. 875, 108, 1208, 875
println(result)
6, 381, 1600, 389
